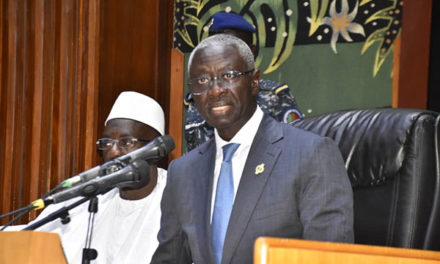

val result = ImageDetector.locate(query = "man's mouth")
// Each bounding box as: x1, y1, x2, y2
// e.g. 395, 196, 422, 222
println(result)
212, 105, 229, 111
209, 103, 233, 115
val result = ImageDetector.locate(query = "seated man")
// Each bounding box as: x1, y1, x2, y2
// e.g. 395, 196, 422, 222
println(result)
152, 34, 353, 264
9, 91, 167, 263
184, 12, 303, 151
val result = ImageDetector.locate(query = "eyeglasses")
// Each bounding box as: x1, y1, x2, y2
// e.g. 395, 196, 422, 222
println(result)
189, 69, 254, 96
96, 137, 150, 150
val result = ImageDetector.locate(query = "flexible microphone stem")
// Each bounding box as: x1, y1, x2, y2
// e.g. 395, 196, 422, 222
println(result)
0, 196, 49, 230
0, 204, 36, 231
0, 204, 37, 220
23, 197, 91, 231
1, 158, 152, 230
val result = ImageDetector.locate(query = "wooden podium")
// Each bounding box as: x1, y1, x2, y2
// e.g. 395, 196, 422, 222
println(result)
0, 231, 67, 264
254, 237, 440, 264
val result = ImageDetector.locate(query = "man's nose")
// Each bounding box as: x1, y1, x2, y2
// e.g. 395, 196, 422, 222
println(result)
105, 143, 125, 160
208, 77, 227, 95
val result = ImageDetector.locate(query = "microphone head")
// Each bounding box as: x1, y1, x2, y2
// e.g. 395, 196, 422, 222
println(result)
101, 159, 127, 176
143, 135, 175, 164
161, 135, 175, 154
117, 160, 150, 189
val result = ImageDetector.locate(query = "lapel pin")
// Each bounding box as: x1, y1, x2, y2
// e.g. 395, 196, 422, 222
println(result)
255, 163, 265, 175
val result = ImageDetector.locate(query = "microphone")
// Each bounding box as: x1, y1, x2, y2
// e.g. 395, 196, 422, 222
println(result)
57, 135, 174, 189
41, 160, 150, 207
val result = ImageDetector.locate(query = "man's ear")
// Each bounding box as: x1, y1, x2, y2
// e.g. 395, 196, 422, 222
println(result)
251, 70, 260, 94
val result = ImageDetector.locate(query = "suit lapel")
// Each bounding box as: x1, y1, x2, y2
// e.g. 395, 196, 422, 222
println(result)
192, 140, 217, 263
222, 116, 283, 264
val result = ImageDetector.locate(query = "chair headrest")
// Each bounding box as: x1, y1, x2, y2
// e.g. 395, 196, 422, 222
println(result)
293, 108, 439, 188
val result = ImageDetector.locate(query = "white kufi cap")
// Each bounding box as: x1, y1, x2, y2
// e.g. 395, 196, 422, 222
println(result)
105, 91, 165, 135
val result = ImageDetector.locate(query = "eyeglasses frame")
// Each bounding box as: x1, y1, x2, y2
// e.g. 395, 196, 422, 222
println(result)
189, 69, 255, 96
96, 136, 150, 151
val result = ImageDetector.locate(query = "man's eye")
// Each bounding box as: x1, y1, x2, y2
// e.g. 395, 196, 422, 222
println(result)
223, 72, 237, 80
197, 77, 209, 85
100, 139, 113, 147
120, 139, 135, 147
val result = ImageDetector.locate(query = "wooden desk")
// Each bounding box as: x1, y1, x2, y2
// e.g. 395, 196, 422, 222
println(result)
0, 231, 67, 264
255, 237, 440, 264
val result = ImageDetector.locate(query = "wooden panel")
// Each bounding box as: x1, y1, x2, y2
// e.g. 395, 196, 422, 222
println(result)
254, 237, 440, 264
0, 0, 18, 221
81, 0, 100, 170
0, 0, 100, 224
158, 0, 174, 132
427, 0, 440, 112
168, 49, 185, 161
393, 0, 432, 108
98, 0, 159, 136
30, 0, 45, 212
97, 0, 173, 165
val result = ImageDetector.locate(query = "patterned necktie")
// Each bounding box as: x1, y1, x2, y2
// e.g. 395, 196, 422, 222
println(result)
211, 143, 240, 264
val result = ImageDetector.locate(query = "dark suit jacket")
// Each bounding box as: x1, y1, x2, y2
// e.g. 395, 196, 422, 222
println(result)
151, 115, 354, 264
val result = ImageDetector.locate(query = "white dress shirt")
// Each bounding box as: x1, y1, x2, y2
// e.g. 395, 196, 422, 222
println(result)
210, 106, 264, 221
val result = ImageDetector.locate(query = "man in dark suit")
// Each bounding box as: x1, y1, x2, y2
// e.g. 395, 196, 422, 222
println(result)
151, 34, 353, 264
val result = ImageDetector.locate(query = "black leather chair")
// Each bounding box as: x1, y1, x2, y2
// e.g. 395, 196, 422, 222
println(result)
293, 108, 440, 250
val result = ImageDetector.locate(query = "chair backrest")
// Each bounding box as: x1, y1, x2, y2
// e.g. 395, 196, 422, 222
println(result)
293, 108, 440, 250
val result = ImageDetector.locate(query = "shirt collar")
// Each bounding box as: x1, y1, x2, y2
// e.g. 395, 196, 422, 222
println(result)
214, 106, 264, 152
